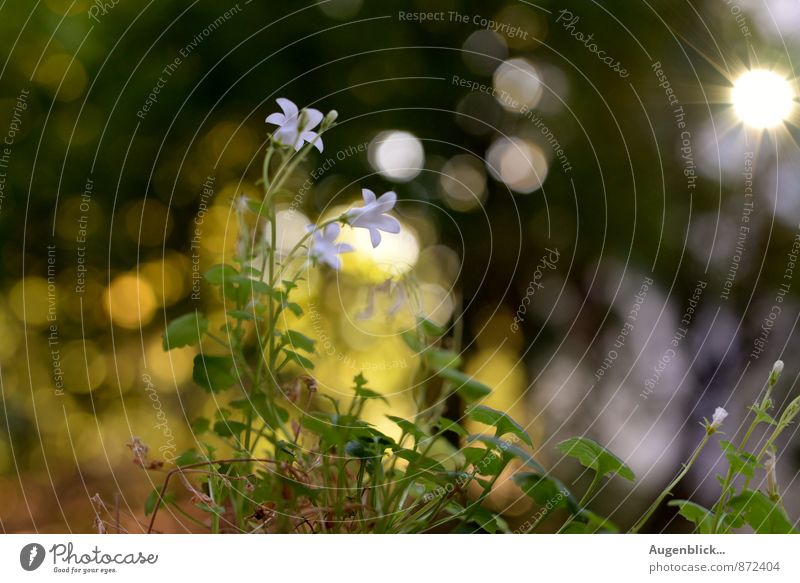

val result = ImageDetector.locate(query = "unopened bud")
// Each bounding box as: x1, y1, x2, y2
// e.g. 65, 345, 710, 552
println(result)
765, 450, 780, 502
770, 360, 784, 386
778, 395, 800, 428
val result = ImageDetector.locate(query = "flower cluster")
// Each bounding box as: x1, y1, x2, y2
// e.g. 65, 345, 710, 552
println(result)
264, 99, 403, 272
306, 188, 400, 270
265, 98, 324, 152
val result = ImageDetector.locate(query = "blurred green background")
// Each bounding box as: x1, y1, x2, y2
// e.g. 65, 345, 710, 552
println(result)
1, 0, 800, 532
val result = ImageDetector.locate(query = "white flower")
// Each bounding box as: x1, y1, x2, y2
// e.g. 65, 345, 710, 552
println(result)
345, 189, 401, 247
710, 407, 728, 429
265, 98, 323, 152
308, 223, 353, 270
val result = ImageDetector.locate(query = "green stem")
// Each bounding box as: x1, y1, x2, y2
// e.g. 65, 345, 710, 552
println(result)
712, 402, 777, 532
557, 471, 604, 534
630, 432, 711, 534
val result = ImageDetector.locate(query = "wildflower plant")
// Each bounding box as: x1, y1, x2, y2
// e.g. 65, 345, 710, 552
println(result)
143, 100, 799, 535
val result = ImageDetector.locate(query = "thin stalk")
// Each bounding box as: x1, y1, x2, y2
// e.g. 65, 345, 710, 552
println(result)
630, 433, 711, 533
556, 471, 604, 534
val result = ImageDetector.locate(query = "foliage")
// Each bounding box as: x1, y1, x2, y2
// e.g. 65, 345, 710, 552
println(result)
141, 106, 800, 535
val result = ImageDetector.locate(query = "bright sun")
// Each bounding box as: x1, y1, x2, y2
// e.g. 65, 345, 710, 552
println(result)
732, 69, 795, 129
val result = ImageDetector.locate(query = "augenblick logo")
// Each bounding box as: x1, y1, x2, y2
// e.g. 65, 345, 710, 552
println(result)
20, 543, 46, 571
19, 542, 158, 573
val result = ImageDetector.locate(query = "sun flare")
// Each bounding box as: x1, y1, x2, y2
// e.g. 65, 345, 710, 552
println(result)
731, 69, 795, 129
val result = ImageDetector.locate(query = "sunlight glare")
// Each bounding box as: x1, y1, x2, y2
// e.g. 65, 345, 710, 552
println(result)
732, 69, 794, 129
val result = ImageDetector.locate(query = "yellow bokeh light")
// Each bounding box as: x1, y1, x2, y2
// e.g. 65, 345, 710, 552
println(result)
44, 0, 91, 16
104, 274, 157, 329
145, 334, 196, 388
33, 54, 88, 102
9, 277, 52, 327
141, 253, 190, 307
0, 305, 21, 360
732, 69, 795, 129
338, 220, 420, 282
60, 340, 107, 394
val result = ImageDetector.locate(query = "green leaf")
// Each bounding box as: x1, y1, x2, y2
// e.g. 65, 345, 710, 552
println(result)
191, 417, 210, 434
468, 434, 545, 473
565, 509, 619, 533
401, 330, 423, 352
436, 417, 468, 438
213, 420, 248, 438
466, 505, 505, 533
345, 434, 395, 460
231, 395, 288, 427
727, 490, 795, 534
513, 471, 577, 512
227, 309, 260, 322
668, 500, 715, 534
163, 312, 208, 350
283, 329, 316, 353
282, 349, 314, 369
462, 447, 487, 466
354, 386, 388, 403
387, 415, 427, 442
556, 437, 635, 481
392, 449, 446, 473
480, 451, 507, 476
435, 368, 491, 402
174, 448, 202, 466
230, 274, 272, 295
204, 264, 238, 285
245, 198, 265, 214
467, 405, 532, 446
144, 490, 174, 516
719, 441, 761, 479
193, 354, 237, 393
353, 372, 368, 389
418, 317, 447, 337
425, 348, 462, 371
301, 412, 377, 443
286, 302, 304, 317
748, 404, 778, 427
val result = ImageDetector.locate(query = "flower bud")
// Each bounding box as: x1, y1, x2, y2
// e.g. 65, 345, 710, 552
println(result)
778, 394, 800, 428
765, 450, 780, 502
769, 360, 784, 386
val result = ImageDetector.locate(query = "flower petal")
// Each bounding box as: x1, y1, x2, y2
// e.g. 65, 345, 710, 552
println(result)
377, 190, 397, 207
370, 214, 401, 233
302, 108, 323, 129
324, 223, 341, 239
265, 112, 285, 125
369, 228, 381, 248
300, 130, 323, 152
276, 98, 298, 119
361, 188, 376, 204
